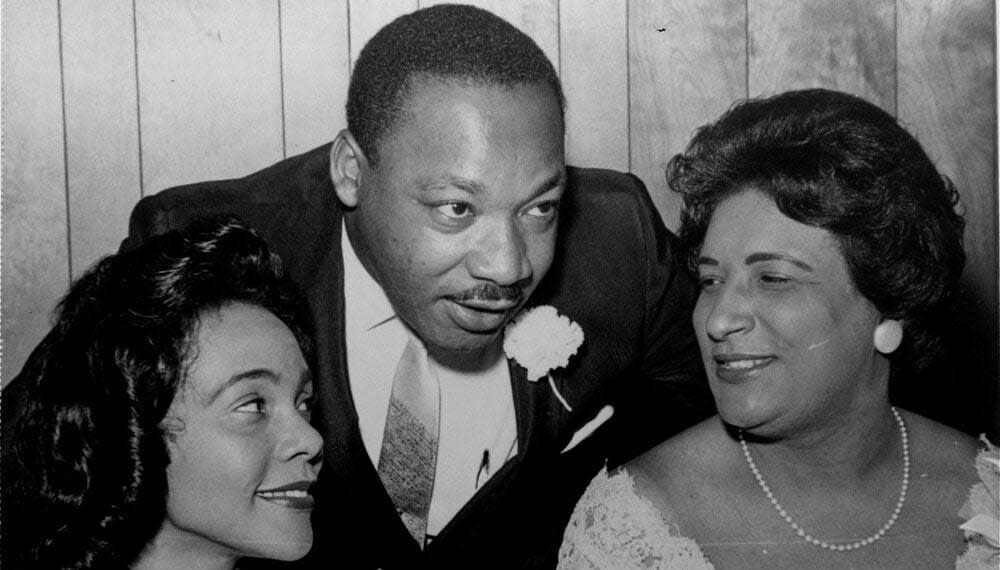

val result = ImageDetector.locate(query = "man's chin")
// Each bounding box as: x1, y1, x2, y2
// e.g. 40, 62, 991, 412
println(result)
426, 320, 507, 347
438, 329, 502, 352
421, 329, 507, 370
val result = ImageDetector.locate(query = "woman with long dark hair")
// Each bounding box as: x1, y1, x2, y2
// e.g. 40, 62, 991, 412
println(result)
2, 216, 323, 569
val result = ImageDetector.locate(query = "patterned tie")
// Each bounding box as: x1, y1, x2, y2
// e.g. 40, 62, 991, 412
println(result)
376, 338, 440, 547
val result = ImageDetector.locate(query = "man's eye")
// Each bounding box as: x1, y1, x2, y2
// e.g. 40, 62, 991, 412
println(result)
524, 201, 558, 221
435, 203, 473, 220
296, 395, 315, 418
235, 398, 266, 414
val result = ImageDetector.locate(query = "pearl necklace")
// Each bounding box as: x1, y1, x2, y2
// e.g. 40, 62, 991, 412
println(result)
738, 406, 910, 552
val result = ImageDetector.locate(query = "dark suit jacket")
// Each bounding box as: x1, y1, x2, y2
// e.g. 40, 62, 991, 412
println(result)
3, 144, 712, 569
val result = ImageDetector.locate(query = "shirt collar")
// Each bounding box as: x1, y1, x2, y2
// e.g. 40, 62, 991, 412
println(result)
342, 224, 398, 332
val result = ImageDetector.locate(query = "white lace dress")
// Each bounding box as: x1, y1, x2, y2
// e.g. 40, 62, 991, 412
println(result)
558, 467, 714, 569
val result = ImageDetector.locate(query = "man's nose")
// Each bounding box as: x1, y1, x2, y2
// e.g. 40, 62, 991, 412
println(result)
467, 220, 531, 286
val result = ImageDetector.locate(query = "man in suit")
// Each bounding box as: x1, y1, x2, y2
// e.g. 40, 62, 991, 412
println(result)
6, 5, 713, 568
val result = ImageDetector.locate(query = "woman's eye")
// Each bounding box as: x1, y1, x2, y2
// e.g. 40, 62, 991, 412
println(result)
434, 202, 473, 220
759, 273, 792, 287
698, 275, 722, 291
235, 398, 266, 414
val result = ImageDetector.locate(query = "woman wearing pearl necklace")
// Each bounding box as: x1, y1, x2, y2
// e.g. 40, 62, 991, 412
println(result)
558, 89, 983, 569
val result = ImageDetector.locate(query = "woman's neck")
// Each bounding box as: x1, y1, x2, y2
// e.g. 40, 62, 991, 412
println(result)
744, 400, 902, 486
132, 526, 237, 570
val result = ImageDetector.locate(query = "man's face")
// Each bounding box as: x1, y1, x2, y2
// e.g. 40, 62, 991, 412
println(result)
342, 78, 565, 354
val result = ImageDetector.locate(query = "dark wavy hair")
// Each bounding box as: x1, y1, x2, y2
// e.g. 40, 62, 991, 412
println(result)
667, 88, 965, 373
2, 216, 314, 569
346, 3, 565, 166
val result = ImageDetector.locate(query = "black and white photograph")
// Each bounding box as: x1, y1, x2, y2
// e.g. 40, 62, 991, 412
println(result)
2, 1, 997, 568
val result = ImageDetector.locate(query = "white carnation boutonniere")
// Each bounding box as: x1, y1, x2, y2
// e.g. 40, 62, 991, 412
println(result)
503, 305, 583, 412
956, 435, 999, 570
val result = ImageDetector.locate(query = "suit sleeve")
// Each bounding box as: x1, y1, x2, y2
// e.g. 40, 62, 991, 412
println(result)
120, 194, 174, 252
607, 174, 715, 465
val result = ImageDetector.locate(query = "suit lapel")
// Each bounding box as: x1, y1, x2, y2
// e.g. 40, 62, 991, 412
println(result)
308, 196, 422, 565
510, 358, 565, 459
309, 198, 363, 464
432, 359, 563, 527
424, 358, 572, 562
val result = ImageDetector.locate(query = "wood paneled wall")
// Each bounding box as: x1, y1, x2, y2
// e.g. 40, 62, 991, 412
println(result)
3, 0, 996, 433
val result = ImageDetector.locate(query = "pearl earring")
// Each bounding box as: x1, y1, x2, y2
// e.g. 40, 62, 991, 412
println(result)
874, 320, 903, 354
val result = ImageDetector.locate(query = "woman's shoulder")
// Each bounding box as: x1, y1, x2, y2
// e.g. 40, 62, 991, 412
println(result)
899, 408, 984, 527
559, 466, 715, 569
625, 417, 744, 525
901, 408, 980, 481
627, 416, 736, 486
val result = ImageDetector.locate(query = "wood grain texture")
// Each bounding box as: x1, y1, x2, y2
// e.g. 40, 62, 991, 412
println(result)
61, 1, 142, 278
628, 0, 746, 228
1, 1, 69, 386
1, 2, 996, 430
561, 0, 629, 171
897, 0, 998, 433
748, 0, 896, 111
135, 0, 284, 193
898, 0, 996, 302
280, 0, 351, 155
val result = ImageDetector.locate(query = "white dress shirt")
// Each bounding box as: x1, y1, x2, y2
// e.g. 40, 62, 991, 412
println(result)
341, 226, 518, 536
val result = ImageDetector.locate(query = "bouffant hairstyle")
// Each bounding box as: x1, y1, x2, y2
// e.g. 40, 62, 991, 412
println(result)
2, 216, 314, 569
667, 88, 965, 373
346, 3, 565, 166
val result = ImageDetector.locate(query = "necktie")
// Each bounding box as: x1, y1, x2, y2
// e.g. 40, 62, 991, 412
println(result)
377, 338, 440, 547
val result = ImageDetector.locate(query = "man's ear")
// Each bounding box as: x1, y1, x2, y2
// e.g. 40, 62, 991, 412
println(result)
330, 129, 366, 208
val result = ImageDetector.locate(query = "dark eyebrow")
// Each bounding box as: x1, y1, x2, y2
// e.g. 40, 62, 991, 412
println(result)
695, 256, 718, 267
745, 252, 814, 272
532, 171, 567, 199
205, 369, 277, 405
419, 175, 486, 195
418, 171, 566, 200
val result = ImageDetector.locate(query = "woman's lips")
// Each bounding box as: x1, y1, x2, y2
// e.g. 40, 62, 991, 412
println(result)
256, 482, 316, 510
712, 354, 776, 382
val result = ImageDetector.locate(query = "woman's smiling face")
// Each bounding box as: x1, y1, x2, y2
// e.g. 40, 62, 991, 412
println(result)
160, 302, 322, 562
693, 189, 887, 437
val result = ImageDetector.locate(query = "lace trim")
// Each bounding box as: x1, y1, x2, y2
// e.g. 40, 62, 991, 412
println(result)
558, 467, 714, 569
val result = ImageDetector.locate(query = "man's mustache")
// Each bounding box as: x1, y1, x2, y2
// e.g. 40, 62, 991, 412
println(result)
450, 282, 526, 303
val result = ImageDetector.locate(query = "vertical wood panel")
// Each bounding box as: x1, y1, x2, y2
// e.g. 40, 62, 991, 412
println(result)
561, 0, 629, 171
1, 1, 69, 386
62, 1, 141, 278
629, 0, 746, 228
2, 1, 997, 435
421, 0, 559, 69
349, 0, 416, 65
280, 0, 351, 155
135, 0, 284, 193
748, 0, 896, 111
898, 0, 998, 435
